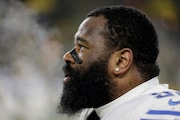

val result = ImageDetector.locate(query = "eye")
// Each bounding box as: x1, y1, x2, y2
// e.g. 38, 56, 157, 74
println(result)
79, 44, 85, 49
78, 44, 86, 50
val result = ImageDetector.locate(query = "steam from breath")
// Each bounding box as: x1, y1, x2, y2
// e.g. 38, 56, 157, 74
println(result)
0, 1, 66, 120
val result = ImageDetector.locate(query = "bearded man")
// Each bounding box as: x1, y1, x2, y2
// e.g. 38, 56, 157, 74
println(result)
59, 5, 180, 120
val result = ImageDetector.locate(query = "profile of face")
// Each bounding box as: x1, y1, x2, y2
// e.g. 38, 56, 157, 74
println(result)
59, 16, 113, 115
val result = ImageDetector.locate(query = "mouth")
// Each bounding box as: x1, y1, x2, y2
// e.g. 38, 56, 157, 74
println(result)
63, 75, 71, 84
62, 64, 72, 84
63, 69, 70, 84
63, 69, 71, 84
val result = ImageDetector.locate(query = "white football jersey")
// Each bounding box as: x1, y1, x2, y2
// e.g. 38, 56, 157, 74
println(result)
103, 90, 180, 120
79, 77, 180, 120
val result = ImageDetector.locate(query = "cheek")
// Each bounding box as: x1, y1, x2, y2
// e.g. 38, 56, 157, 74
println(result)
87, 50, 104, 61
78, 52, 83, 59
107, 55, 116, 78
107, 63, 114, 78
78, 51, 93, 63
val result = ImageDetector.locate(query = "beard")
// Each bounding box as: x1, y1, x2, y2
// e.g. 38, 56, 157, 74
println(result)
58, 56, 112, 115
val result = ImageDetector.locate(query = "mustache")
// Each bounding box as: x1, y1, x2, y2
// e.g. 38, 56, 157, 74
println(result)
62, 63, 74, 76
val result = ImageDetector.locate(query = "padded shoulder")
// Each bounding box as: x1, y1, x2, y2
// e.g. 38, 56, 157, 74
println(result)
141, 90, 180, 119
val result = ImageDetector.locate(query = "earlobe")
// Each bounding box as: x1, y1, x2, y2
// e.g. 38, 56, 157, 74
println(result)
114, 67, 120, 72
112, 48, 133, 75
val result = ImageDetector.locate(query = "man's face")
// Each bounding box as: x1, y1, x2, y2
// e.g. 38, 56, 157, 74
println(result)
59, 16, 113, 115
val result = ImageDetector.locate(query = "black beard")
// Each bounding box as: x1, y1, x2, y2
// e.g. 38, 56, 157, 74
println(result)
58, 58, 112, 115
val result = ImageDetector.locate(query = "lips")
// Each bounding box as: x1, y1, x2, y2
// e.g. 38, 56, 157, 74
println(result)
63, 76, 71, 84
63, 70, 71, 84
62, 64, 72, 84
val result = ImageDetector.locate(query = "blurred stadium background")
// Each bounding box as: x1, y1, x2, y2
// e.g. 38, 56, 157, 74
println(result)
0, 0, 179, 120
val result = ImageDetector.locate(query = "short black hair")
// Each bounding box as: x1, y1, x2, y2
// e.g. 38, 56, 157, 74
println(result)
87, 5, 160, 81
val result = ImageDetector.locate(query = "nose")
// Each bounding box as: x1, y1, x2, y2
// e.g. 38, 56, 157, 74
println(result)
63, 51, 76, 64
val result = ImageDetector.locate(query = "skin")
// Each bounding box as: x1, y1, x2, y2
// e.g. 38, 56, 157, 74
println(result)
63, 15, 144, 101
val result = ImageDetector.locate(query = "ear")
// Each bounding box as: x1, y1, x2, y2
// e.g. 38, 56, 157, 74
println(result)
110, 48, 133, 76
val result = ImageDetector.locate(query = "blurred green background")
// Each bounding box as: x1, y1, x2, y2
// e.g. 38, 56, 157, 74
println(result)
0, 0, 179, 120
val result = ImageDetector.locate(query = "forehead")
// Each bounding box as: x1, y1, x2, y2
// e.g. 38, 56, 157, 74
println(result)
74, 16, 107, 45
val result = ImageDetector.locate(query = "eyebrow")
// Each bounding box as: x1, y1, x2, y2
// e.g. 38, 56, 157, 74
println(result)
75, 36, 88, 44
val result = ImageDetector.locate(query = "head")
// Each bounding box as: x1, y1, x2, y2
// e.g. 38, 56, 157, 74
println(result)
59, 5, 160, 115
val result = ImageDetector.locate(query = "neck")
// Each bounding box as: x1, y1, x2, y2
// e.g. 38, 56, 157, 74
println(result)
109, 66, 144, 100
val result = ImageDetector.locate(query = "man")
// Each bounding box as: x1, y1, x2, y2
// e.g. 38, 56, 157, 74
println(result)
59, 5, 180, 120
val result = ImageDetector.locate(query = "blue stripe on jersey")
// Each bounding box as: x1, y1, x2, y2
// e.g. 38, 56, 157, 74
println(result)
146, 110, 180, 116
